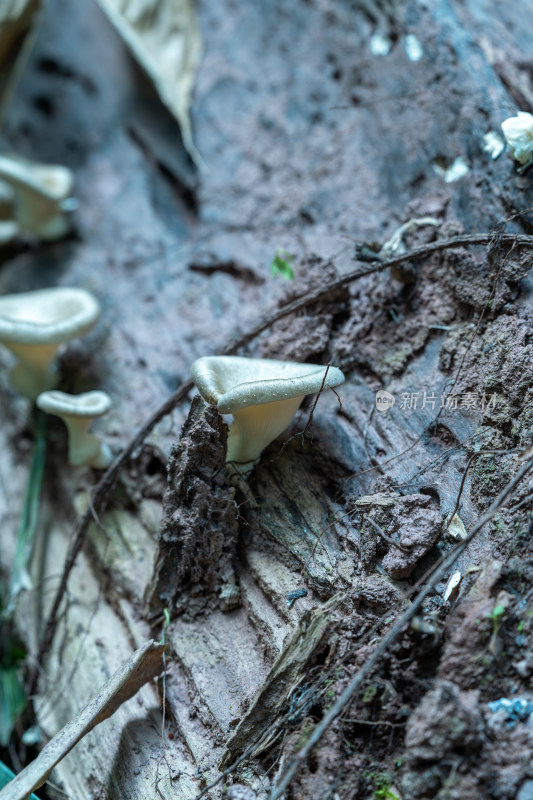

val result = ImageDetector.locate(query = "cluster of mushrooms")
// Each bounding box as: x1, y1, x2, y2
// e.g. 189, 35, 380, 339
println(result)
0, 284, 345, 474
0, 150, 345, 475
0, 287, 112, 469
1, 110, 531, 472
2, 112, 531, 473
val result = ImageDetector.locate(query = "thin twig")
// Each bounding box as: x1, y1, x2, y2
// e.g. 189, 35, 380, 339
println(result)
344, 718, 406, 728
261, 362, 334, 469
302, 364, 331, 439
365, 516, 412, 554
224, 233, 533, 354
448, 449, 521, 522
268, 454, 533, 800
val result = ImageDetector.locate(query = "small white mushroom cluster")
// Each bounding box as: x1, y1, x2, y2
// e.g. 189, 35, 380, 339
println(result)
191, 355, 345, 475
0, 286, 113, 469
0, 154, 77, 244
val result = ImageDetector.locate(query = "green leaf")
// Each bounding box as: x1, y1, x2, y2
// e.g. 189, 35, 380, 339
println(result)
490, 604, 505, 620
5, 411, 47, 617
161, 607, 171, 645
0, 667, 27, 746
270, 250, 295, 281
0, 758, 40, 798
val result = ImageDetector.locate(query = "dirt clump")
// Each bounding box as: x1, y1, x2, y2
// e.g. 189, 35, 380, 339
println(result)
382, 493, 443, 579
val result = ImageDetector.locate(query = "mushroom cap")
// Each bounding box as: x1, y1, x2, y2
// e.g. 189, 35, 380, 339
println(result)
191, 356, 345, 413
36, 390, 112, 419
0, 155, 74, 200
0, 287, 100, 345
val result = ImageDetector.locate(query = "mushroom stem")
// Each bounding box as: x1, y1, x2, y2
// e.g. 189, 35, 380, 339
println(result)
6, 342, 59, 398
227, 396, 304, 470
62, 416, 112, 469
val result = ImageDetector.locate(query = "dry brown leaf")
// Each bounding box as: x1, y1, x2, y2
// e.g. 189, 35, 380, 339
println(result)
96, 0, 202, 163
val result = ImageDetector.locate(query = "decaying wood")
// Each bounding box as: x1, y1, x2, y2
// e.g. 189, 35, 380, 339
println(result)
35, 229, 533, 682
220, 592, 345, 769
0, 640, 165, 800
269, 454, 533, 799
1, 0, 533, 798
146, 395, 240, 615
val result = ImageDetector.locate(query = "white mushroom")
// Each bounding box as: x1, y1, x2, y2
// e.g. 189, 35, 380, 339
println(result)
0, 219, 18, 245
36, 390, 113, 468
191, 356, 345, 474
0, 154, 76, 240
501, 112, 533, 170
0, 287, 100, 399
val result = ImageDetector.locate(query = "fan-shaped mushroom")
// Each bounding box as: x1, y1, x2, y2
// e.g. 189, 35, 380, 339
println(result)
0, 154, 76, 240
36, 390, 113, 468
0, 287, 100, 399
191, 356, 345, 474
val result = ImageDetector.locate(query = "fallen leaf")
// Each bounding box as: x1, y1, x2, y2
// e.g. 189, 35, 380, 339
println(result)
447, 513, 468, 540
0, 0, 41, 118
96, 0, 202, 163
0, 639, 165, 800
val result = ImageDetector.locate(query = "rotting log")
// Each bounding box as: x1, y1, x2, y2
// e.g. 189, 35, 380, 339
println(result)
0, 0, 533, 798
